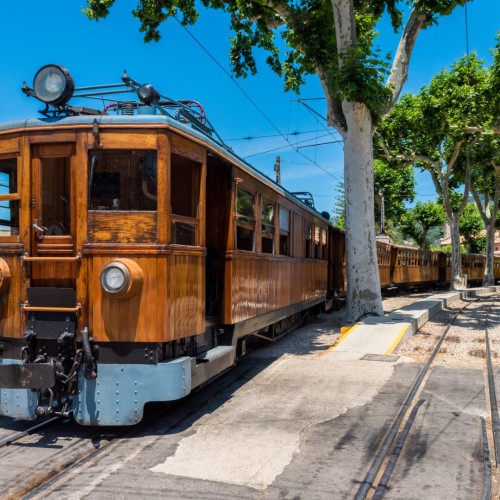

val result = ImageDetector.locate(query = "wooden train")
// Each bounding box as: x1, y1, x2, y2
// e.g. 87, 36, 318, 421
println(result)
0, 65, 496, 426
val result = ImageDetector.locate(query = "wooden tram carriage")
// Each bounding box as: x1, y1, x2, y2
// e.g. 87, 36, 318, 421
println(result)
0, 65, 499, 427
0, 65, 330, 425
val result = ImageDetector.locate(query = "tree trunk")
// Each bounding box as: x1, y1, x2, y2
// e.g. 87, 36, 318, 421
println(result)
483, 222, 496, 286
343, 101, 384, 322
449, 217, 466, 290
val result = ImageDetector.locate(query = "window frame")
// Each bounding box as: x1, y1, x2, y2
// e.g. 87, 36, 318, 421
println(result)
234, 187, 256, 251
0, 154, 20, 241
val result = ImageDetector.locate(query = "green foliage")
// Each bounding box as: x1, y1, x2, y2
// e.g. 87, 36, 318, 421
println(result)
83, 0, 465, 125
439, 243, 467, 254
459, 203, 485, 252
374, 159, 415, 223
397, 200, 445, 249
331, 180, 345, 229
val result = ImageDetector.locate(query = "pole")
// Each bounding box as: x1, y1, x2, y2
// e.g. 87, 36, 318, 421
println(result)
274, 156, 281, 185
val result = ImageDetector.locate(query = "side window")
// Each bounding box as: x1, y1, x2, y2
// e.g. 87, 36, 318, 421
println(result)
314, 226, 321, 259
89, 150, 157, 211
170, 153, 201, 245
261, 200, 274, 254
279, 208, 290, 256
0, 158, 19, 236
305, 221, 313, 258
321, 228, 327, 260
235, 188, 255, 251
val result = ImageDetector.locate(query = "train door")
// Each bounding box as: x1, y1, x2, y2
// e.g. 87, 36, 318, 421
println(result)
29, 144, 77, 288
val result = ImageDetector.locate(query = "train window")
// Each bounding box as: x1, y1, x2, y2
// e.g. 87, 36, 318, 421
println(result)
235, 188, 255, 251
261, 200, 274, 254
89, 150, 157, 211
314, 226, 321, 259
0, 158, 19, 236
321, 228, 327, 260
171, 153, 201, 245
41, 156, 71, 235
279, 207, 290, 256
305, 221, 313, 258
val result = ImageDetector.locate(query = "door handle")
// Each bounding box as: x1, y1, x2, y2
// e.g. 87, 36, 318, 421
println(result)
33, 219, 47, 235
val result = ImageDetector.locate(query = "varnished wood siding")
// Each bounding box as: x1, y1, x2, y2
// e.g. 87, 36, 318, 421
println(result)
88, 212, 158, 243
31, 261, 77, 288
393, 248, 440, 284
377, 242, 392, 287
89, 251, 204, 343
223, 253, 327, 324
0, 250, 23, 338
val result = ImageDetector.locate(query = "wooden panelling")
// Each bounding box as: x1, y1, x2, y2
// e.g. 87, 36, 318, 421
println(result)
29, 132, 76, 145
94, 130, 157, 149
88, 212, 157, 243
90, 251, 204, 343
171, 134, 204, 162
0, 136, 20, 155
222, 253, 327, 325
156, 132, 170, 244
32, 143, 75, 157
0, 251, 23, 338
31, 260, 77, 288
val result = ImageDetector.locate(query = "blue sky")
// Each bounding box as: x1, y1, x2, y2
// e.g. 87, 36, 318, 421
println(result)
0, 1, 498, 216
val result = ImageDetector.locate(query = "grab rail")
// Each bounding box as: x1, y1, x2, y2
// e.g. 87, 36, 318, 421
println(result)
21, 302, 82, 313
21, 252, 82, 263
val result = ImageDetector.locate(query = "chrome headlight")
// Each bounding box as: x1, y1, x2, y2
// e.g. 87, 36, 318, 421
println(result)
100, 259, 143, 299
33, 64, 74, 106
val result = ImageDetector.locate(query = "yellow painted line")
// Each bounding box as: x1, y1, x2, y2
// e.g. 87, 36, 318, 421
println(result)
383, 323, 411, 355
318, 324, 359, 358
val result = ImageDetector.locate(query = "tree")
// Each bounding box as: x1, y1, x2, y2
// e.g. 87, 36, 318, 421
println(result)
468, 37, 500, 285
84, 0, 467, 321
459, 202, 485, 253
398, 200, 445, 249
374, 159, 415, 230
378, 53, 492, 289
333, 160, 415, 234
470, 133, 500, 283
332, 181, 345, 229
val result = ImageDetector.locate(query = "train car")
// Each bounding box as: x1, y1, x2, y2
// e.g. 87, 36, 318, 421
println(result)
460, 253, 486, 285
0, 65, 331, 426
494, 256, 500, 282
392, 246, 442, 287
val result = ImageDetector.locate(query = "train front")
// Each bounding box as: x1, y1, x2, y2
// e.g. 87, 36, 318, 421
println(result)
0, 65, 213, 425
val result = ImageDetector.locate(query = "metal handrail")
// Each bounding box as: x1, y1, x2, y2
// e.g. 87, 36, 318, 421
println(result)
21, 252, 82, 263
21, 302, 82, 313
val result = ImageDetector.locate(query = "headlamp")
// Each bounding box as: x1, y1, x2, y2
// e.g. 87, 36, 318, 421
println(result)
138, 84, 160, 105
33, 64, 74, 106
100, 259, 143, 299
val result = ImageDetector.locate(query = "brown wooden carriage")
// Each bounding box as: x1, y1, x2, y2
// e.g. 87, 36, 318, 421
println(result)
0, 68, 331, 424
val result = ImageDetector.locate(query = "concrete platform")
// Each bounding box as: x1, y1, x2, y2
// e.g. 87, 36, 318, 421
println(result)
323, 286, 500, 362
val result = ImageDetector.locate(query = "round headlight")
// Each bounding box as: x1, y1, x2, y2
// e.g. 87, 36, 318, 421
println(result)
100, 262, 130, 295
138, 84, 160, 105
33, 64, 74, 106
100, 259, 143, 299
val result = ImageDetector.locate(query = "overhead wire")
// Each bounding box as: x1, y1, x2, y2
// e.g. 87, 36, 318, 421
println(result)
174, 16, 342, 182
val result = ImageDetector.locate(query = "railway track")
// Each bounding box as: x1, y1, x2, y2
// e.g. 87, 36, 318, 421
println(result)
355, 293, 500, 499
0, 416, 61, 448
10, 359, 260, 499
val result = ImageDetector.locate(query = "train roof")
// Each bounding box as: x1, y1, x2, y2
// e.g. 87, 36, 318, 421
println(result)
5, 64, 332, 225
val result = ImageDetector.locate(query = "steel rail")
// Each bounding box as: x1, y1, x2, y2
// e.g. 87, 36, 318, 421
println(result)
0, 417, 61, 448
485, 298, 500, 465
354, 294, 487, 500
